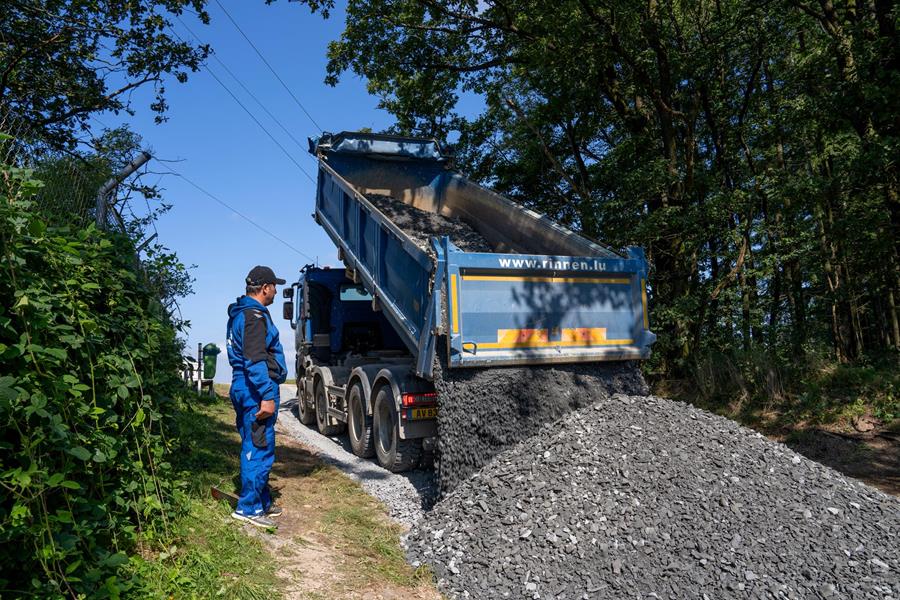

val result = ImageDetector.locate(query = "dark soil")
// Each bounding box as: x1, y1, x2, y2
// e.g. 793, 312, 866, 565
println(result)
783, 428, 900, 497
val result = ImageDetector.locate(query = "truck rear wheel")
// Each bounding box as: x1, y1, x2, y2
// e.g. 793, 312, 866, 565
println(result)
315, 380, 344, 436
373, 387, 421, 472
297, 382, 317, 426
347, 383, 375, 458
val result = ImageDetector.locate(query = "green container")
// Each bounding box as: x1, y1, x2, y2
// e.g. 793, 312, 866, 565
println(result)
202, 343, 221, 379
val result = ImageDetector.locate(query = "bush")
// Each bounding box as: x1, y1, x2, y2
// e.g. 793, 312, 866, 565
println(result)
0, 163, 187, 597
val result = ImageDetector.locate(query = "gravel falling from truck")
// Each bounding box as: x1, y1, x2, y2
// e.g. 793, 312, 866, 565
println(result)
432, 361, 648, 496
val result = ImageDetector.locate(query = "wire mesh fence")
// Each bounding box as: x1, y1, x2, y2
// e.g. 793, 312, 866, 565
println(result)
0, 108, 149, 233
1, 108, 190, 327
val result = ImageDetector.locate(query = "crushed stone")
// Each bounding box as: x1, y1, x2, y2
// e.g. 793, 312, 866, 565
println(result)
433, 361, 647, 496
406, 388, 900, 599
365, 193, 493, 253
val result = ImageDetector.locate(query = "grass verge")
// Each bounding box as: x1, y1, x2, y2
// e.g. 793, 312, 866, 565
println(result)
312, 469, 433, 589
129, 390, 439, 599
125, 394, 281, 599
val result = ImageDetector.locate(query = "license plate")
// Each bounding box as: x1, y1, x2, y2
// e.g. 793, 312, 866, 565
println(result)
410, 407, 438, 420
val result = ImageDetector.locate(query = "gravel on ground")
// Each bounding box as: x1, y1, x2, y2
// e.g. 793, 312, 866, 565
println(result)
406, 389, 900, 599
278, 384, 437, 527
433, 362, 647, 495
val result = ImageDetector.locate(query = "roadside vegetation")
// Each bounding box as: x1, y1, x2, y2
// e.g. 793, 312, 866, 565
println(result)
0, 159, 203, 596
181, 391, 439, 600
658, 350, 899, 432
306, 0, 900, 437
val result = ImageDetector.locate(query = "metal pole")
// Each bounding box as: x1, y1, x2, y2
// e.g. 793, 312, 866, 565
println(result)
197, 342, 202, 393
95, 151, 152, 229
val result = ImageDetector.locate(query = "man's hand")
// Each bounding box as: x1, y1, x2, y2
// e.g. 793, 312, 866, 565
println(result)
256, 399, 275, 420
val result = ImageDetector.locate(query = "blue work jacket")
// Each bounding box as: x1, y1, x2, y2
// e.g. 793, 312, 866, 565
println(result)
226, 295, 287, 404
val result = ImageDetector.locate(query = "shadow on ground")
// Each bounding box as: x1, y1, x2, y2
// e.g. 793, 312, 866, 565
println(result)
783, 428, 900, 496
171, 399, 326, 504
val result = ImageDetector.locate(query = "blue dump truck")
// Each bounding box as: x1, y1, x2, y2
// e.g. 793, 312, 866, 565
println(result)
283, 132, 655, 472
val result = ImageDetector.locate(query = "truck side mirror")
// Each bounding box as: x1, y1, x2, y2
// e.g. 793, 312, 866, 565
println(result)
283, 287, 293, 299
282, 301, 293, 321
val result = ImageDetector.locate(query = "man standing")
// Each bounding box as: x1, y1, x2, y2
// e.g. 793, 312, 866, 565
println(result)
226, 266, 288, 528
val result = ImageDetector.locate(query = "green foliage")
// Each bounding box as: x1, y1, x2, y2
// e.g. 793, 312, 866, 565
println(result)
683, 348, 899, 429
128, 501, 279, 600
0, 164, 187, 597
1, 0, 210, 150
292, 0, 899, 402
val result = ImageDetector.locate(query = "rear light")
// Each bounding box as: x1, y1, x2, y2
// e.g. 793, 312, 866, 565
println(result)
401, 392, 437, 407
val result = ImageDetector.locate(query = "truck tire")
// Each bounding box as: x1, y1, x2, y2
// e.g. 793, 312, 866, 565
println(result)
347, 383, 375, 458
373, 387, 421, 472
297, 382, 317, 426
315, 379, 344, 436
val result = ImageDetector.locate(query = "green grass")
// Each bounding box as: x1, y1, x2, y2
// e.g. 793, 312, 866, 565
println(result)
129, 502, 278, 599
662, 351, 900, 432
315, 471, 432, 588
125, 395, 281, 599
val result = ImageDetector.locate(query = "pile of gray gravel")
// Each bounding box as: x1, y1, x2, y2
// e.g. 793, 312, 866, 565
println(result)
407, 391, 900, 599
365, 193, 493, 253
434, 362, 647, 495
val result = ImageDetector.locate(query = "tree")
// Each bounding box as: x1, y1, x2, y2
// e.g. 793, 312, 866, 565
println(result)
291, 0, 899, 377
0, 0, 210, 151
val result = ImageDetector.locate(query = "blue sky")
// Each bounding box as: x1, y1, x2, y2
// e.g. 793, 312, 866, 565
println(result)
98, 1, 396, 382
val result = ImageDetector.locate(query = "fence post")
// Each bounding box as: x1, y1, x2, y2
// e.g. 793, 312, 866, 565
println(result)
95, 151, 152, 229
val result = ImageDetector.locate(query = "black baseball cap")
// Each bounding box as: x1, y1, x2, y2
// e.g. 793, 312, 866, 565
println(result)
246, 265, 286, 286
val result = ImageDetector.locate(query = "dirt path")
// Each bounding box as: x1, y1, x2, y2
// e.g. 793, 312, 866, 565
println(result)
239, 428, 440, 599
780, 427, 900, 496
210, 388, 441, 599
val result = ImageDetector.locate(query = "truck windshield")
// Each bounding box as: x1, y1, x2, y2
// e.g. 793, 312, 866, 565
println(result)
339, 284, 372, 301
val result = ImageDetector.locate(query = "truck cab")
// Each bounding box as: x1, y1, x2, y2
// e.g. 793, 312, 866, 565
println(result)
283, 265, 437, 472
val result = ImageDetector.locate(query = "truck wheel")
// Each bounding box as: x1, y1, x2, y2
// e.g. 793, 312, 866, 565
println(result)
315, 380, 344, 436
297, 383, 317, 426
373, 387, 422, 472
347, 383, 375, 458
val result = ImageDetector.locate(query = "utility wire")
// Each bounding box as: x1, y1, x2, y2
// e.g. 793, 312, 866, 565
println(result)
168, 26, 316, 183
176, 15, 310, 156
160, 163, 317, 262
212, 0, 324, 133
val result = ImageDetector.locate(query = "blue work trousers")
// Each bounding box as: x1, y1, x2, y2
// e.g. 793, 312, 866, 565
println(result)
231, 388, 279, 516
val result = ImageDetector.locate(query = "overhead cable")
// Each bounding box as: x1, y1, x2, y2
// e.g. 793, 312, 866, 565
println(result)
212, 0, 324, 133
160, 163, 317, 262
176, 15, 310, 155
168, 26, 316, 183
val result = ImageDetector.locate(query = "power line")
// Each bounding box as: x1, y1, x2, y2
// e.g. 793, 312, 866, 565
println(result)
167, 26, 316, 183
160, 163, 317, 262
176, 15, 310, 156
212, 0, 324, 134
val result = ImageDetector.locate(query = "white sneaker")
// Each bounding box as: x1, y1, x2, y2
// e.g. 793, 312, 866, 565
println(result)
231, 511, 277, 529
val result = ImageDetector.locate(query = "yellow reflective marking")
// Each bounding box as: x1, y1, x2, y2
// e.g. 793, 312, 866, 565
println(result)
641, 278, 650, 330
462, 275, 630, 285
451, 274, 460, 334
476, 327, 634, 349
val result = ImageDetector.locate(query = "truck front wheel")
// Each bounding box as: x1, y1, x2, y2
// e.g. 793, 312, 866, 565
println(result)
373, 387, 421, 472
297, 381, 317, 425
315, 380, 344, 436
347, 383, 375, 458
